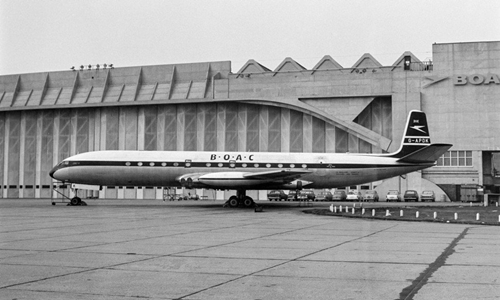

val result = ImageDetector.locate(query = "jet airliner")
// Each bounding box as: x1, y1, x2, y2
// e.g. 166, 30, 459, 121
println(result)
50, 110, 451, 206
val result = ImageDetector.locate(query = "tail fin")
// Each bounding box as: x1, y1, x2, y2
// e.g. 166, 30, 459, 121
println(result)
389, 110, 451, 161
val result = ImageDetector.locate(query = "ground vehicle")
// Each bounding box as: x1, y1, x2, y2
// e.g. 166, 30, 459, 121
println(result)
267, 190, 288, 201
298, 190, 315, 201
363, 190, 379, 202
286, 190, 296, 201
421, 190, 435, 202
403, 190, 419, 202
346, 191, 362, 201
386, 190, 401, 202
332, 190, 347, 201
316, 191, 333, 201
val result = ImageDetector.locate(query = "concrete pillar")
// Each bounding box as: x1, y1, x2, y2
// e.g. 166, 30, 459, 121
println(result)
303, 114, 312, 153
196, 104, 206, 151
325, 123, 336, 153
2, 115, 8, 198
177, 105, 185, 151
19, 113, 25, 198
280, 108, 290, 152
100, 109, 106, 150
259, 106, 268, 152
52, 113, 60, 198
157, 105, 165, 151
70, 110, 77, 156
35, 112, 42, 198
217, 103, 225, 151
238, 104, 247, 151
137, 107, 145, 151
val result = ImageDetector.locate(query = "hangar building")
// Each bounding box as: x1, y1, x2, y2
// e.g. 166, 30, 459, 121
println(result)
0, 40, 499, 201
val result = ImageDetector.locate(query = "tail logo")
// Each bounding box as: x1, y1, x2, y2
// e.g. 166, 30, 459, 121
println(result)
410, 125, 427, 134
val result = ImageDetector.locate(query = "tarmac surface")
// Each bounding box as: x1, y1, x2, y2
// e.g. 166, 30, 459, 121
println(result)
0, 199, 499, 299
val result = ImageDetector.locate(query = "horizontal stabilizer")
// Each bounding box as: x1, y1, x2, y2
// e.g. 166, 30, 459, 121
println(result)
397, 143, 452, 163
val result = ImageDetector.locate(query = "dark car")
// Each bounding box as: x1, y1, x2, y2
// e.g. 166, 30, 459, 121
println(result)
421, 190, 435, 202
403, 190, 419, 202
316, 191, 333, 201
363, 190, 379, 202
298, 190, 315, 201
267, 190, 288, 201
332, 190, 347, 201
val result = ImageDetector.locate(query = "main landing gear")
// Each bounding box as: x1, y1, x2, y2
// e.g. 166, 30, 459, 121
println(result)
224, 190, 255, 208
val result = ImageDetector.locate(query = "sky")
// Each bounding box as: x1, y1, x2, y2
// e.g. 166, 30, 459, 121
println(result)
1, 0, 499, 76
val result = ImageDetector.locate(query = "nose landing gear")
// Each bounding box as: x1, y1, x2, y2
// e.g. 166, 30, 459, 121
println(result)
69, 196, 87, 206
51, 183, 87, 206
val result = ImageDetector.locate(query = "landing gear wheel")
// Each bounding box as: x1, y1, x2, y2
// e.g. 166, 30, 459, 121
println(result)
70, 197, 82, 206
243, 196, 254, 208
228, 196, 239, 208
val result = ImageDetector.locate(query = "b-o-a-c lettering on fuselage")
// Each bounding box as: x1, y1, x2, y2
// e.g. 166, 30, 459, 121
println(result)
210, 154, 254, 161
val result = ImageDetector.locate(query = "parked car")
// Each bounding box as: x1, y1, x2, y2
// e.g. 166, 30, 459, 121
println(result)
298, 190, 315, 201
316, 191, 333, 202
332, 190, 347, 201
421, 190, 435, 202
363, 190, 379, 202
186, 193, 199, 200
287, 190, 297, 201
346, 191, 362, 201
403, 190, 419, 202
267, 190, 288, 201
386, 190, 401, 202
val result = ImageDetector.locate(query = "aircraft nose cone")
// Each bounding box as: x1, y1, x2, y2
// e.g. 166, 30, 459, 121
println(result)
49, 163, 67, 181
49, 166, 59, 179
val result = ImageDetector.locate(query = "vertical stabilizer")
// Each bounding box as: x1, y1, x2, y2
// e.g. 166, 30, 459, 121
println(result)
390, 110, 431, 158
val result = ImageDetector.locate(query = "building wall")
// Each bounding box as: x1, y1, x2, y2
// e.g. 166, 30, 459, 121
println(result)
421, 41, 500, 191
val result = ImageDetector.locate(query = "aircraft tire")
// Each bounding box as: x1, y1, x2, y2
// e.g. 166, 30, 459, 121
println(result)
243, 197, 254, 208
228, 196, 239, 208
70, 197, 81, 206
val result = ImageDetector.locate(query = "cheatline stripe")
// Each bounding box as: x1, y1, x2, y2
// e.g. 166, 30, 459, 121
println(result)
57, 160, 426, 169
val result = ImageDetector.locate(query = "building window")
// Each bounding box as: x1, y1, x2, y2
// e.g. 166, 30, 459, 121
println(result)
437, 151, 472, 167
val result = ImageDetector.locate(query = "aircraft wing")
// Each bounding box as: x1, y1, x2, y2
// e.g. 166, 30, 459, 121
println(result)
186, 169, 313, 188
243, 169, 312, 180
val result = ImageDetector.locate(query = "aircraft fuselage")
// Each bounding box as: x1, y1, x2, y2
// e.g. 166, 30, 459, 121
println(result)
50, 150, 433, 190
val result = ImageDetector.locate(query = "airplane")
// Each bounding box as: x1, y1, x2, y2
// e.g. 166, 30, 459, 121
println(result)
50, 110, 452, 207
